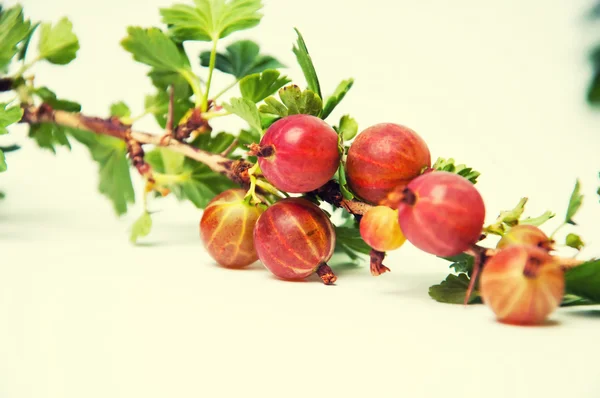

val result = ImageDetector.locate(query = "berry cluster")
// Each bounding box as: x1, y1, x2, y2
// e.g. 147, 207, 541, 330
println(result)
199, 114, 573, 325
1, 2, 595, 329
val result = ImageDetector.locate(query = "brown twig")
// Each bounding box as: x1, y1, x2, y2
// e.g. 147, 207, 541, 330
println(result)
20, 104, 254, 187
220, 138, 239, 157
310, 180, 373, 217
159, 85, 176, 146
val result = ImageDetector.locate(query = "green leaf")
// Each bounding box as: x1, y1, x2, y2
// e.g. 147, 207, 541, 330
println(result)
587, 70, 600, 105
432, 157, 480, 184
259, 114, 279, 130
560, 294, 595, 307
34, 87, 82, 112
338, 115, 358, 141
189, 131, 236, 154
146, 147, 186, 174
484, 197, 528, 236
161, 0, 263, 42
335, 167, 354, 200
280, 85, 322, 116
565, 179, 583, 225
70, 130, 135, 215
121, 27, 190, 72
565, 233, 585, 250
17, 21, 39, 61
259, 85, 322, 117
0, 5, 31, 69
238, 129, 261, 146
148, 69, 192, 98
322, 79, 354, 120
565, 259, 600, 302
0, 103, 24, 135
429, 273, 482, 304
130, 211, 153, 243
442, 253, 475, 275
144, 90, 194, 129
28, 123, 71, 153
38, 17, 79, 65
259, 96, 288, 117
292, 28, 321, 98
520, 211, 555, 227
222, 97, 262, 134
147, 134, 238, 208
179, 159, 237, 208
110, 101, 131, 118
199, 40, 284, 79
0, 150, 6, 172
239, 69, 290, 103
334, 224, 371, 261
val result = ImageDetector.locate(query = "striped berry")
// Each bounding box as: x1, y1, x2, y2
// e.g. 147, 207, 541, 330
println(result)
346, 123, 431, 204
253, 198, 337, 284
200, 189, 264, 268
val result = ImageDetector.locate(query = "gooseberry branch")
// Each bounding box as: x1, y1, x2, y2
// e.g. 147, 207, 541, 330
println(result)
20, 103, 255, 186
1, 1, 598, 326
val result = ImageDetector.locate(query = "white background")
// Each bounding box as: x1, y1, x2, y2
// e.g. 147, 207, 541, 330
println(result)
1, 0, 600, 397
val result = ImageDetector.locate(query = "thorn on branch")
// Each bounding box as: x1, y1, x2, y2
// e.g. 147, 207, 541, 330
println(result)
159, 85, 176, 146
220, 138, 239, 157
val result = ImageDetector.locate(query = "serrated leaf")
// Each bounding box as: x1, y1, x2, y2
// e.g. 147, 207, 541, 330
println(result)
259, 96, 288, 117
199, 40, 284, 79
70, 130, 135, 215
432, 157, 480, 184
161, 0, 263, 42
322, 79, 354, 119
121, 27, 191, 73
28, 123, 71, 153
565, 179, 583, 225
429, 273, 482, 304
565, 233, 585, 250
292, 28, 321, 98
338, 115, 358, 141
0, 150, 6, 172
130, 211, 153, 243
0, 103, 24, 135
442, 253, 475, 275
222, 97, 262, 134
110, 101, 131, 118
0, 5, 31, 69
565, 259, 600, 302
38, 17, 79, 65
239, 69, 290, 103
264, 85, 322, 117
34, 87, 81, 112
